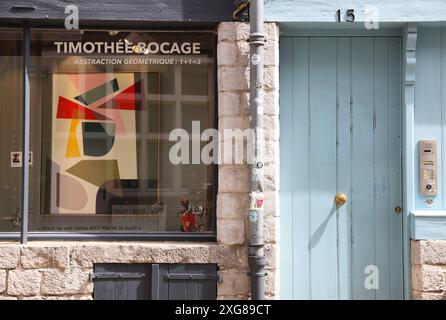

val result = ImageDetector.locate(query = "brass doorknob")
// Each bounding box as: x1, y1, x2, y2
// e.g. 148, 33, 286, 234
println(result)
335, 193, 348, 206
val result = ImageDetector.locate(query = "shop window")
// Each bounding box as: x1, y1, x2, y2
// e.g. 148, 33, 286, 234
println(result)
0, 28, 216, 237
0, 29, 23, 232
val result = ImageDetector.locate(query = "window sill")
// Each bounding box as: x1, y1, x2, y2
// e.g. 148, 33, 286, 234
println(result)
0, 232, 216, 242
410, 211, 446, 240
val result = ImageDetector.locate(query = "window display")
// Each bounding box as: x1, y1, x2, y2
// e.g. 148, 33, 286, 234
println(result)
0, 29, 23, 232
0, 29, 217, 235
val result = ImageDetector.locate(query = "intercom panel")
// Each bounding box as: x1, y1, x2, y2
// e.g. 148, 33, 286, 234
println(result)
419, 140, 437, 196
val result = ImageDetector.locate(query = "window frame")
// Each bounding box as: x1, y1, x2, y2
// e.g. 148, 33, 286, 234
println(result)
0, 26, 218, 242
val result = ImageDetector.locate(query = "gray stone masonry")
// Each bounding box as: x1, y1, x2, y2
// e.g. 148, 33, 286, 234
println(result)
411, 240, 446, 300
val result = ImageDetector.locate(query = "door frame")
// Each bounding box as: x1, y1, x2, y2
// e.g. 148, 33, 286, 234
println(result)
278, 25, 414, 300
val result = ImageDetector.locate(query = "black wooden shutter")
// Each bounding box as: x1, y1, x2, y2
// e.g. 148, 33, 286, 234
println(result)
152, 264, 218, 300
92, 263, 218, 300
92, 264, 150, 300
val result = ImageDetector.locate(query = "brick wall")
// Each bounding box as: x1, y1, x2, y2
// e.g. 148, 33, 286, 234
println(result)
0, 22, 280, 300
411, 240, 446, 300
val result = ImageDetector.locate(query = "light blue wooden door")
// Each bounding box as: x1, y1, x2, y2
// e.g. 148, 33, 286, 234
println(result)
280, 36, 403, 300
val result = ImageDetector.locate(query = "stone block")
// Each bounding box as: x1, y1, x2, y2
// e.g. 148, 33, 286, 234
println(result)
264, 215, 277, 244
264, 164, 278, 185
264, 155, 278, 176
234, 23, 250, 41
217, 294, 248, 300
69, 243, 248, 270
217, 219, 245, 245
19, 294, 93, 300
263, 66, 278, 91
264, 174, 277, 192
217, 193, 248, 220
236, 40, 250, 66
0, 270, 6, 294
41, 268, 93, 295
218, 269, 250, 296
218, 67, 250, 91
7, 270, 40, 296
264, 243, 277, 269
21, 246, 69, 269
264, 115, 279, 141
219, 138, 250, 165
412, 240, 446, 265
218, 42, 237, 66
264, 190, 278, 217
412, 290, 446, 300
264, 23, 278, 42
264, 90, 279, 115
264, 41, 278, 66
219, 92, 241, 116
240, 92, 250, 115
412, 264, 446, 292
219, 116, 250, 132
218, 165, 249, 193
265, 269, 278, 295
0, 246, 20, 269
218, 22, 237, 42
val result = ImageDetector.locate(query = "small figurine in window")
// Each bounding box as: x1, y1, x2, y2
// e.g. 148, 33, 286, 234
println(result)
178, 199, 196, 232
192, 204, 207, 232
151, 202, 165, 214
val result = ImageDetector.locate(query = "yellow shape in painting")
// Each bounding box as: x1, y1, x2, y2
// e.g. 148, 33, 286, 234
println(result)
66, 119, 81, 157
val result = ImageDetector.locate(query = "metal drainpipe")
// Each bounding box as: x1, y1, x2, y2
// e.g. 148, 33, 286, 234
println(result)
248, 0, 266, 300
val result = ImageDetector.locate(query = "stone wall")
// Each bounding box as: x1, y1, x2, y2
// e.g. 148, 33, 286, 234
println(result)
0, 242, 252, 299
0, 22, 280, 300
0, 243, 92, 299
411, 240, 446, 300
217, 22, 280, 299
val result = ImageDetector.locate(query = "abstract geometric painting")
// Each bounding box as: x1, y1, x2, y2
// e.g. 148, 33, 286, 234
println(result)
50, 73, 146, 214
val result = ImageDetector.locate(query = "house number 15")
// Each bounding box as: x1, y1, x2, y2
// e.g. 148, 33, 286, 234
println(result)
336, 9, 355, 22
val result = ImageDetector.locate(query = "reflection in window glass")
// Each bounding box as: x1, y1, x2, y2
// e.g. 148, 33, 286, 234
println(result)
0, 29, 23, 232
26, 30, 216, 234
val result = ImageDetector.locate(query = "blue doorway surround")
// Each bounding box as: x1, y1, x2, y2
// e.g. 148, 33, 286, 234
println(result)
279, 25, 415, 300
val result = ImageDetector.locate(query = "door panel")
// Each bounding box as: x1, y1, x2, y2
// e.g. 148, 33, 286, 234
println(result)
350, 37, 376, 300
308, 37, 338, 299
280, 36, 403, 300
336, 37, 352, 300
373, 37, 392, 300
388, 38, 404, 299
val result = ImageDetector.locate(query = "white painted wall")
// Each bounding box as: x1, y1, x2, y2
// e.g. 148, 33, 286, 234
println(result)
265, 0, 446, 23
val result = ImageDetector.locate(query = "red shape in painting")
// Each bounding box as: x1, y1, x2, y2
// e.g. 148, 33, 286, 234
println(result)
97, 80, 145, 110
57, 97, 112, 121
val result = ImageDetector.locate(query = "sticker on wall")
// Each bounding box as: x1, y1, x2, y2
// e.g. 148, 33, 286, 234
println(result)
249, 210, 258, 222
10, 151, 33, 168
249, 191, 264, 210
425, 197, 434, 207
251, 53, 261, 66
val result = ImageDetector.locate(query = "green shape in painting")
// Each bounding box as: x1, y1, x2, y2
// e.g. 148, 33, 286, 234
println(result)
66, 160, 120, 187
82, 122, 116, 157
74, 78, 119, 106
